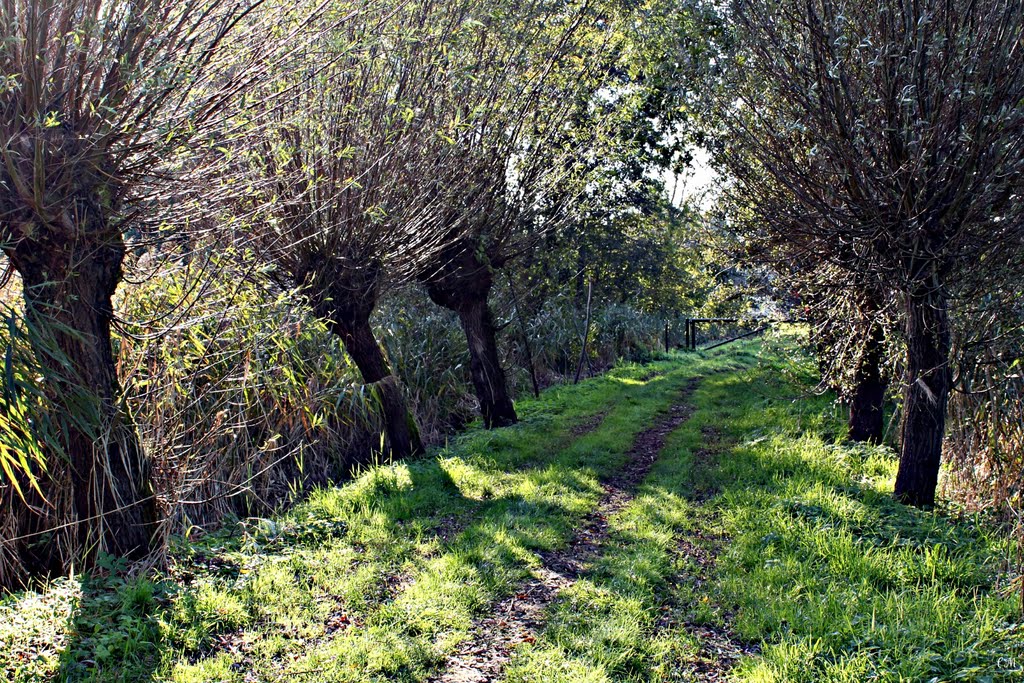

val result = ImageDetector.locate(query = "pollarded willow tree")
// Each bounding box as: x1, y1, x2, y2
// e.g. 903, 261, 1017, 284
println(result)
729, 200, 895, 445
717, 0, 1024, 506
417, 0, 618, 428
0, 0, 312, 574
829, 280, 892, 444
797, 265, 894, 444
234, 0, 492, 460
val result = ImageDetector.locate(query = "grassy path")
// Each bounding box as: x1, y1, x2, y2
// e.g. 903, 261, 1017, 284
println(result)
431, 386, 698, 683
502, 339, 1022, 682
3, 336, 1023, 682
2, 351, 734, 682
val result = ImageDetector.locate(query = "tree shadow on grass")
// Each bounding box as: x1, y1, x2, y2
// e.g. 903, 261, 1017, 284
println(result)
46, 458, 477, 682
53, 569, 168, 682
45, 361, 694, 681
47, 454, 600, 682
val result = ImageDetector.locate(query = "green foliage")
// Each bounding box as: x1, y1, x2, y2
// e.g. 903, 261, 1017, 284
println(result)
945, 282, 1024, 516
0, 308, 53, 501
2, 337, 1021, 682
0, 302, 128, 584
113, 252, 377, 524
593, 304, 668, 363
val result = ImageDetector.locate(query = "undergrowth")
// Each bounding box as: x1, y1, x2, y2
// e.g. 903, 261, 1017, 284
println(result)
2, 334, 1021, 682
1, 352, 713, 682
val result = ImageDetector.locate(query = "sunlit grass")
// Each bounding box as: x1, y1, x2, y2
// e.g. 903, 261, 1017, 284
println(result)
505, 337, 1023, 683
1, 353, 719, 682
3, 337, 1021, 682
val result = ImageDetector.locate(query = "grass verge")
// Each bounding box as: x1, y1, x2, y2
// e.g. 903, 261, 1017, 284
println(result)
1, 352, 725, 682
506, 334, 1023, 682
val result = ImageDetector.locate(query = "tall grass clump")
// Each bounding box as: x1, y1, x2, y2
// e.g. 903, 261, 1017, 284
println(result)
0, 251, 387, 584
0, 300, 64, 585
115, 253, 383, 531
376, 289, 477, 440
484, 287, 673, 391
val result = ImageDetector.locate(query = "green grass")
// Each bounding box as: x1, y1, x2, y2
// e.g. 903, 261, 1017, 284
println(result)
708, 351, 1024, 683
505, 339, 1022, 682
2, 334, 1022, 682
1, 352, 728, 682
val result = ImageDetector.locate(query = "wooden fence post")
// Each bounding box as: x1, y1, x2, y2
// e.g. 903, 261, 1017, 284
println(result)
574, 279, 593, 384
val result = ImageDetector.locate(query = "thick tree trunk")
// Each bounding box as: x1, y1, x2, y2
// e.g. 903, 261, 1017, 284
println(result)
328, 313, 424, 461
300, 258, 422, 462
456, 297, 518, 428
894, 284, 951, 507
848, 319, 887, 444
423, 246, 517, 429
9, 232, 157, 569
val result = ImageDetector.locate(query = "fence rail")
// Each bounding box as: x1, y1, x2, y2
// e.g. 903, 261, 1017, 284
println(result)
678, 318, 773, 351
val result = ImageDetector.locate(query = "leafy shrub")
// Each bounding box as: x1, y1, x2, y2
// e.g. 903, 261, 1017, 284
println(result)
115, 253, 381, 531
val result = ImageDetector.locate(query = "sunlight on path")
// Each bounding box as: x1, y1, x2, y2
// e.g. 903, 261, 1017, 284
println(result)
430, 383, 700, 682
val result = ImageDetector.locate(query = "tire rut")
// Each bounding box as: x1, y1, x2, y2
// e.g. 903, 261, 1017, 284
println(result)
383, 409, 613, 611
655, 425, 759, 681
428, 379, 700, 683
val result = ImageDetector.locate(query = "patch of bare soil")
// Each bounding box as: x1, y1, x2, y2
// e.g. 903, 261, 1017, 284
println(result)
569, 409, 610, 437
427, 380, 700, 683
